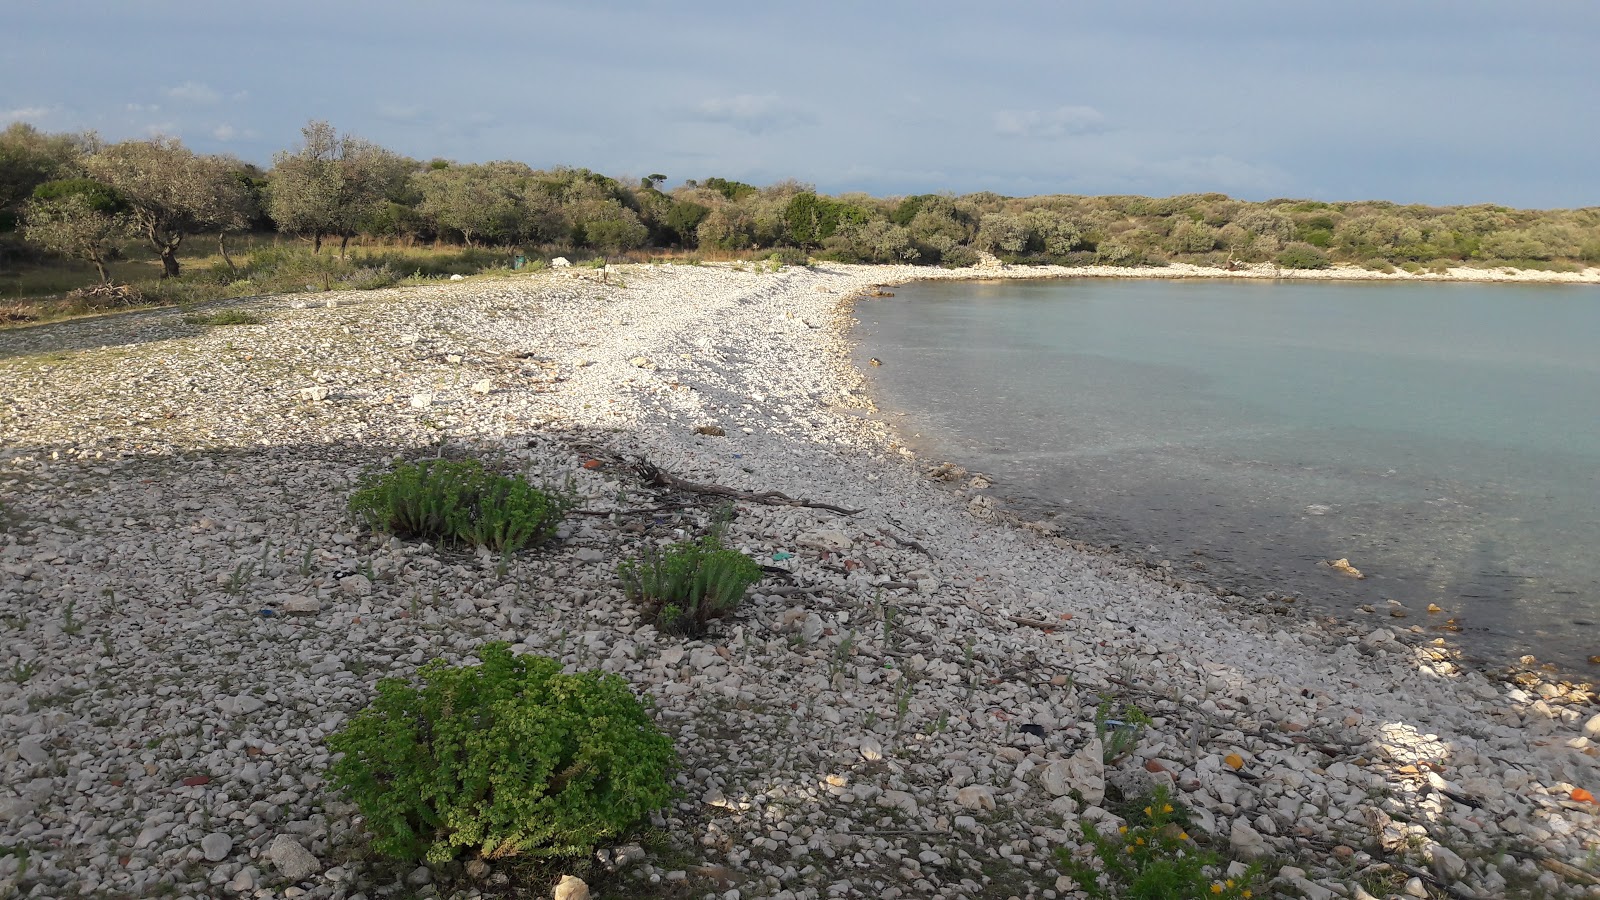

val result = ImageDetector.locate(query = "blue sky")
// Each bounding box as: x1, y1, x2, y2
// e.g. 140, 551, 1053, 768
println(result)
4, 0, 1596, 208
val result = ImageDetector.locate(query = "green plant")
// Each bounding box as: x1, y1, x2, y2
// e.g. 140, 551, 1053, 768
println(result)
1095, 696, 1152, 765
8, 660, 39, 683
61, 600, 82, 636
618, 533, 762, 636
326, 642, 676, 865
347, 458, 571, 553
1276, 242, 1330, 270
182, 308, 263, 326
1056, 785, 1261, 899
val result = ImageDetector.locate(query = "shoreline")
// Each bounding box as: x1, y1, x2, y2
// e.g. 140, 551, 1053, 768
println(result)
3, 263, 1599, 898
915, 258, 1600, 285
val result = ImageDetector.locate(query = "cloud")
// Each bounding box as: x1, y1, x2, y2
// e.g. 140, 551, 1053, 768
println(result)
213, 124, 237, 141
688, 94, 812, 134
167, 81, 221, 104
378, 103, 427, 122
993, 105, 1105, 138
2, 106, 56, 124
1142, 154, 1292, 195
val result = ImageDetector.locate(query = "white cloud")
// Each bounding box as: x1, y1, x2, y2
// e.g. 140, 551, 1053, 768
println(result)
993, 105, 1105, 138
167, 81, 221, 104
1, 106, 56, 124
1142, 154, 1292, 194
689, 94, 812, 134
212, 124, 237, 141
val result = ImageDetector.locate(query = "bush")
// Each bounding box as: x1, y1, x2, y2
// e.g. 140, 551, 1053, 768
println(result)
619, 533, 762, 636
348, 458, 571, 553
327, 643, 676, 864
1276, 242, 1330, 269
182, 309, 263, 326
939, 245, 979, 268
769, 247, 810, 267
1056, 785, 1261, 899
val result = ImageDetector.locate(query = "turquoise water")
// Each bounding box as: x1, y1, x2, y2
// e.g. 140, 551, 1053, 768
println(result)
853, 278, 1600, 674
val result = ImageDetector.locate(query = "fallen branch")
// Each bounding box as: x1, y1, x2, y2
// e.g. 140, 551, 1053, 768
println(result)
1006, 615, 1058, 630
632, 459, 865, 516
878, 526, 937, 559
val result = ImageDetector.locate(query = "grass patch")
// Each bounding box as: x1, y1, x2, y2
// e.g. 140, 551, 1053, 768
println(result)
348, 458, 572, 553
1058, 785, 1262, 899
619, 531, 762, 636
181, 309, 263, 326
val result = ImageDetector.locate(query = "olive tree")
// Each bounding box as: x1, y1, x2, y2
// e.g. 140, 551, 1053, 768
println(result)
270, 121, 410, 254
414, 162, 531, 246
85, 138, 244, 278
22, 184, 129, 283
0, 123, 87, 216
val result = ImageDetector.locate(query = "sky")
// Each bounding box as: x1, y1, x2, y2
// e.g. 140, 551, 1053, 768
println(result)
4, 0, 1597, 209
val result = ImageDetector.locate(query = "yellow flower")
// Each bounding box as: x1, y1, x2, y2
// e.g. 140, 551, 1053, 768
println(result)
1118, 826, 1127, 834
1243, 892, 1253, 899
1144, 806, 1153, 816
1226, 880, 1235, 888
1125, 846, 1135, 854
1135, 837, 1145, 845
1211, 885, 1223, 895
1178, 831, 1190, 841
1162, 803, 1174, 813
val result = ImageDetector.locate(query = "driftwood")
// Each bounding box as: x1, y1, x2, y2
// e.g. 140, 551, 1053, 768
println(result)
631, 459, 864, 516
878, 526, 936, 559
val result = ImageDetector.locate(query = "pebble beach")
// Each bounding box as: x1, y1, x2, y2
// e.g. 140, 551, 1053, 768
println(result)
3, 261, 1599, 900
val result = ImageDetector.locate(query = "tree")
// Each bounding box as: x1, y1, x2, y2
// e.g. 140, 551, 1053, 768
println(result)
22, 185, 129, 282
191, 156, 257, 270
415, 162, 531, 246
269, 121, 410, 254
0, 123, 87, 217
85, 137, 243, 278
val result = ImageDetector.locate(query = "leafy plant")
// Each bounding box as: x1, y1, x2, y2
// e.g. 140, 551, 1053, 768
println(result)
1095, 696, 1152, 765
326, 642, 676, 864
618, 533, 762, 636
348, 458, 571, 553
1057, 785, 1261, 899
1276, 242, 1331, 270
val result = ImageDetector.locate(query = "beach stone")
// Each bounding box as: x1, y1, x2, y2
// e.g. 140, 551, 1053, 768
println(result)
860, 737, 883, 762
551, 257, 571, 268
1403, 876, 1428, 897
268, 834, 322, 881
282, 596, 321, 616
17, 739, 48, 766
339, 574, 372, 597
1230, 818, 1269, 860
472, 379, 494, 395
800, 529, 852, 553
1040, 737, 1104, 804
406, 866, 432, 886
298, 386, 328, 402
227, 866, 257, 893
410, 393, 434, 408
466, 860, 490, 880
629, 356, 652, 368
1427, 843, 1467, 880
201, 832, 234, 862
553, 874, 589, 900
956, 785, 996, 811
878, 790, 920, 817
0, 796, 36, 822
1585, 713, 1600, 738
695, 424, 726, 436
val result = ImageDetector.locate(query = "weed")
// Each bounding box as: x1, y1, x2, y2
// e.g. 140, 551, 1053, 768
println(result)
618, 533, 762, 637
9, 661, 40, 683
1057, 785, 1262, 899
348, 458, 572, 553
182, 309, 264, 326
61, 600, 82, 635
222, 561, 256, 596
827, 629, 857, 684
1096, 696, 1152, 765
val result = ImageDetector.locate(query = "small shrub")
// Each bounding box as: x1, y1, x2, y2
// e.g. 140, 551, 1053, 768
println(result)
1275, 243, 1330, 270
1056, 785, 1261, 899
619, 533, 762, 636
348, 458, 570, 553
939, 244, 980, 268
327, 642, 676, 864
769, 247, 810, 267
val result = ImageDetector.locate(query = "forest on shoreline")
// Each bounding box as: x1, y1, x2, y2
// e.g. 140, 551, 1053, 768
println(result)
3, 118, 1599, 321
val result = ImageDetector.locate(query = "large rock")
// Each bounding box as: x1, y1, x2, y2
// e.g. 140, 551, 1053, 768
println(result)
1040, 738, 1104, 805
1230, 818, 1269, 860
268, 834, 322, 881
553, 874, 589, 900
200, 832, 234, 862
1426, 843, 1468, 881
799, 529, 852, 553
956, 785, 996, 811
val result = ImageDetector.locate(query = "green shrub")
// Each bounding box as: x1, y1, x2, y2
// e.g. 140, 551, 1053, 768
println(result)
1056, 785, 1261, 899
327, 643, 676, 864
348, 458, 570, 552
769, 247, 809, 267
939, 245, 980, 268
619, 533, 762, 636
182, 309, 263, 326
1275, 242, 1330, 270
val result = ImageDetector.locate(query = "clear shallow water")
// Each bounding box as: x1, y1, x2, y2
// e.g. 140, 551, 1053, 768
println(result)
853, 278, 1600, 675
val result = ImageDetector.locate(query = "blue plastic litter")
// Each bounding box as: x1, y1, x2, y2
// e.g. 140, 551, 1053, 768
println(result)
258, 608, 276, 618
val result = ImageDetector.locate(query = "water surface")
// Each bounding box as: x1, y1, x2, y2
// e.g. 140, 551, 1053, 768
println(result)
853, 278, 1600, 674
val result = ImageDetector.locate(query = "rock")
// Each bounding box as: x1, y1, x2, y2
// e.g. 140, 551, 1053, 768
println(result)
472, 379, 494, 395
298, 386, 328, 402
282, 596, 321, 616
268, 835, 322, 881
695, 424, 726, 436
860, 737, 883, 761
1403, 876, 1428, 897
574, 548, 604, 564
799, 529, 852, 553
17, 739, 48, 766
878, 790, 920, 817
1040, 737, 1104, 804
1427, 843, 1468, 881
406, 866, 432, 886
551, 257, 571, 268
1584, 713, 1600, 738
553, 874, 589, 900
1323, 557, 1365, 578
410, 393, 434, 408
465, 859, 490, 880
201, 832, 234, 862
629, 357, 652, 368
449, 274, 465, 281
339, 574, 372, 597
1230, 818, 1269, 860
1361, 628, 1395, 648
956, 785, 996, 811
227, 866, 257, 893
0, 796, 36, 822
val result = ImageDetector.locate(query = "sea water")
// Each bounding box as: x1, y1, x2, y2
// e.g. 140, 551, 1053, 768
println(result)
852, 278, 1600, 674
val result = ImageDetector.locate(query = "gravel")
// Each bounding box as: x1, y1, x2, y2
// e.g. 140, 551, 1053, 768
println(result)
2, 262, 1598, 899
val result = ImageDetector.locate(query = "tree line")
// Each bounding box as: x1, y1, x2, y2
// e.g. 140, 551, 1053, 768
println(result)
3, 119, 1599, 285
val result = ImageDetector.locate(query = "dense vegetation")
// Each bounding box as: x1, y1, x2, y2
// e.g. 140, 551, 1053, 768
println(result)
4, 118, 1599, 317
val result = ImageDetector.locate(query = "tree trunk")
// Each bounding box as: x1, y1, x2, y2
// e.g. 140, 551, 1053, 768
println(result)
218, 232, 237, 272
92, 256, 109, 283
339, 233, 350, 257
313, 233, 323, 254
161, 247, 181, 279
